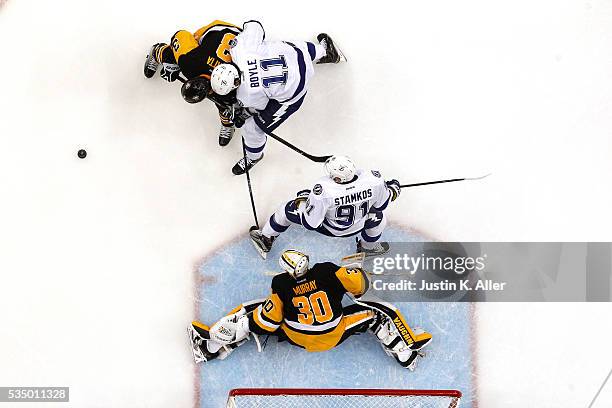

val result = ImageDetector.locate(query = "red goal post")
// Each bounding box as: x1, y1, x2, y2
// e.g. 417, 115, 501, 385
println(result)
227, 388, 462, 408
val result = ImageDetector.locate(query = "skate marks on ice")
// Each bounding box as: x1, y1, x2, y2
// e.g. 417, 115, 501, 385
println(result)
195, 227, 474, 408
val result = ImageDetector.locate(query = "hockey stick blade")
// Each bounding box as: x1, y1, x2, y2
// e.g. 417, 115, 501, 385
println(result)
340, 252, 365, 269
263, 271, 281, 277
400, 173, 491, 189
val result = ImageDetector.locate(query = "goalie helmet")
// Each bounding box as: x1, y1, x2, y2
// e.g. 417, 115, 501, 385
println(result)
211, 63, 241, 95
279, 250, 309, 279
181, 76, 210, 104
325, 155, 356, 183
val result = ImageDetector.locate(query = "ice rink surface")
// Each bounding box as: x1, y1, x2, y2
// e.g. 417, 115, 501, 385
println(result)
1, 0, 612, 407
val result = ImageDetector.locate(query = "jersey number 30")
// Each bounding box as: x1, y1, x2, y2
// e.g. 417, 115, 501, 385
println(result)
292, 291, 333, 325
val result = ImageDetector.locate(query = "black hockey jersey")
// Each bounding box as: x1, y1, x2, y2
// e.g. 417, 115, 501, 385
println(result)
251, 262, 369, 335
161, 20, 241, 79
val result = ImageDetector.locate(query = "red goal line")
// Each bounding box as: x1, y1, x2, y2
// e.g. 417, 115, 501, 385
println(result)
228, 388, 462, 398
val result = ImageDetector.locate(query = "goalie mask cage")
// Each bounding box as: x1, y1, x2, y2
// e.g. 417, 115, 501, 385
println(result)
226, 388, 462, 408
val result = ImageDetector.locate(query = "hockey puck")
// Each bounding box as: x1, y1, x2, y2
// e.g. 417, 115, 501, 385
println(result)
77, 149, 87, 159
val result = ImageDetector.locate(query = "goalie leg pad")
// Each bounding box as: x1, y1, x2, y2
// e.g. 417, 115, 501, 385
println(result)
209, 309, 251, 345
188, 322, 224, 364
189, 317, 254, 364
370, 317, 418, 370
409, 327, 432, 351
369, 312, 432, 370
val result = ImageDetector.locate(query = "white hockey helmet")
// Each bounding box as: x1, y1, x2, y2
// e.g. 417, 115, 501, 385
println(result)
279, 250, 309, 279
325, 155, 356, 183
210, 63, 241, 95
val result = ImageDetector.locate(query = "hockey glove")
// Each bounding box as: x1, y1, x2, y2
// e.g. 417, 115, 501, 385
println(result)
232, 106, 251, 128
294, 189, 311, 207
386, 179, 401, 201
160, 63, 181, 82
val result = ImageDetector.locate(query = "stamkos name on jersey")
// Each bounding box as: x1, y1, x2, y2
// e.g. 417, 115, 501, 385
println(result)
334, 189, 373, 206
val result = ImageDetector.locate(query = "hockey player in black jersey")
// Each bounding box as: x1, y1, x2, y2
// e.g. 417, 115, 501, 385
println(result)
143, 20, 241, 146
188, 250, 432, 371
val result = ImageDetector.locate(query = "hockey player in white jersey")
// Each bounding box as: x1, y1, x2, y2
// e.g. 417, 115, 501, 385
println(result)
249, 155, 402, 258
207, 20, 344, 174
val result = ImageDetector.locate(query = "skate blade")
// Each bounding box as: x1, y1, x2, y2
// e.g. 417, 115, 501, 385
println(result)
362, 250, 390, 258
336, 45, 347, 62
249, 238, 268, 260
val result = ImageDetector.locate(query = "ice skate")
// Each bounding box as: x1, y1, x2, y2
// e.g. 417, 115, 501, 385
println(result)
144, 43, 165, 78
219, 125, 235, 147
356, 238, 390, 257
316, 33, 346, 64
249, 226, 275, 259
232, 154, 263, 175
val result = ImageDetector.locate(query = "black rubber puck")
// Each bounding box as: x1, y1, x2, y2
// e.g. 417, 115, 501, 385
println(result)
77, 149, 87, 159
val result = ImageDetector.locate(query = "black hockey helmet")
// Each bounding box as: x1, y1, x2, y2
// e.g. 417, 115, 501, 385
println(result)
181, 76, 211, 104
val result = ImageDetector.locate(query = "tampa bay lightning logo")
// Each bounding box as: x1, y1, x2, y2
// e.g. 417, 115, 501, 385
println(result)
313, 184, 323, 195
372, 170, 381, 178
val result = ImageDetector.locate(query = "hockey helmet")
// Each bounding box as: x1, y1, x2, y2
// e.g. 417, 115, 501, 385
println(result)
325, 155, 356, 183
279, 250, 309, 279
211, 63, 241, 95
181, 76, 211, 104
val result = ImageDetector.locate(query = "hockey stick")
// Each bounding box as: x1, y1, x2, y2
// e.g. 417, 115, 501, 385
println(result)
262, 253, 405, 277
400, 173, 491, 189
265, 131, 332, 163
176, 76, 260, 226
241, 137, 260, 229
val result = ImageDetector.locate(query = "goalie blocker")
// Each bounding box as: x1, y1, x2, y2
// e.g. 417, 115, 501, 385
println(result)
189, 250, 432, 370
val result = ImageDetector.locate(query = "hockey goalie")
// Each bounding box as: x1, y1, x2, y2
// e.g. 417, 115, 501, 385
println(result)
188, 250, 432, 371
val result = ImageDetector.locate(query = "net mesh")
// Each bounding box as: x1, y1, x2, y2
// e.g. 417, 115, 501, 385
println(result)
227, 390, 461, 408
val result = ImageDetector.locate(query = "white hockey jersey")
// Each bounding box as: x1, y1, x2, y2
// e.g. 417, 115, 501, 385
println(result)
229, 20, 315, 110
299, 169, 392, 237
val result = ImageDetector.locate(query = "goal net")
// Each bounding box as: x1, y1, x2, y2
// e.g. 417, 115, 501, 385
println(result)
227, 388, 462, 408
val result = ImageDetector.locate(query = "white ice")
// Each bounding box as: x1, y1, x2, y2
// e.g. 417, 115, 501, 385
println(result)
1, 0, 611, 407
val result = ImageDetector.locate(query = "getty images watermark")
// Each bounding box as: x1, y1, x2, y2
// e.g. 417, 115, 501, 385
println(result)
370, 252, 507, 293
362, 242, 612, 302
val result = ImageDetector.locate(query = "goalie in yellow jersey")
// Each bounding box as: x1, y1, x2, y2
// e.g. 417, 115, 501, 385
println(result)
188, 250, 433, 371
143, 20, 241, 146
